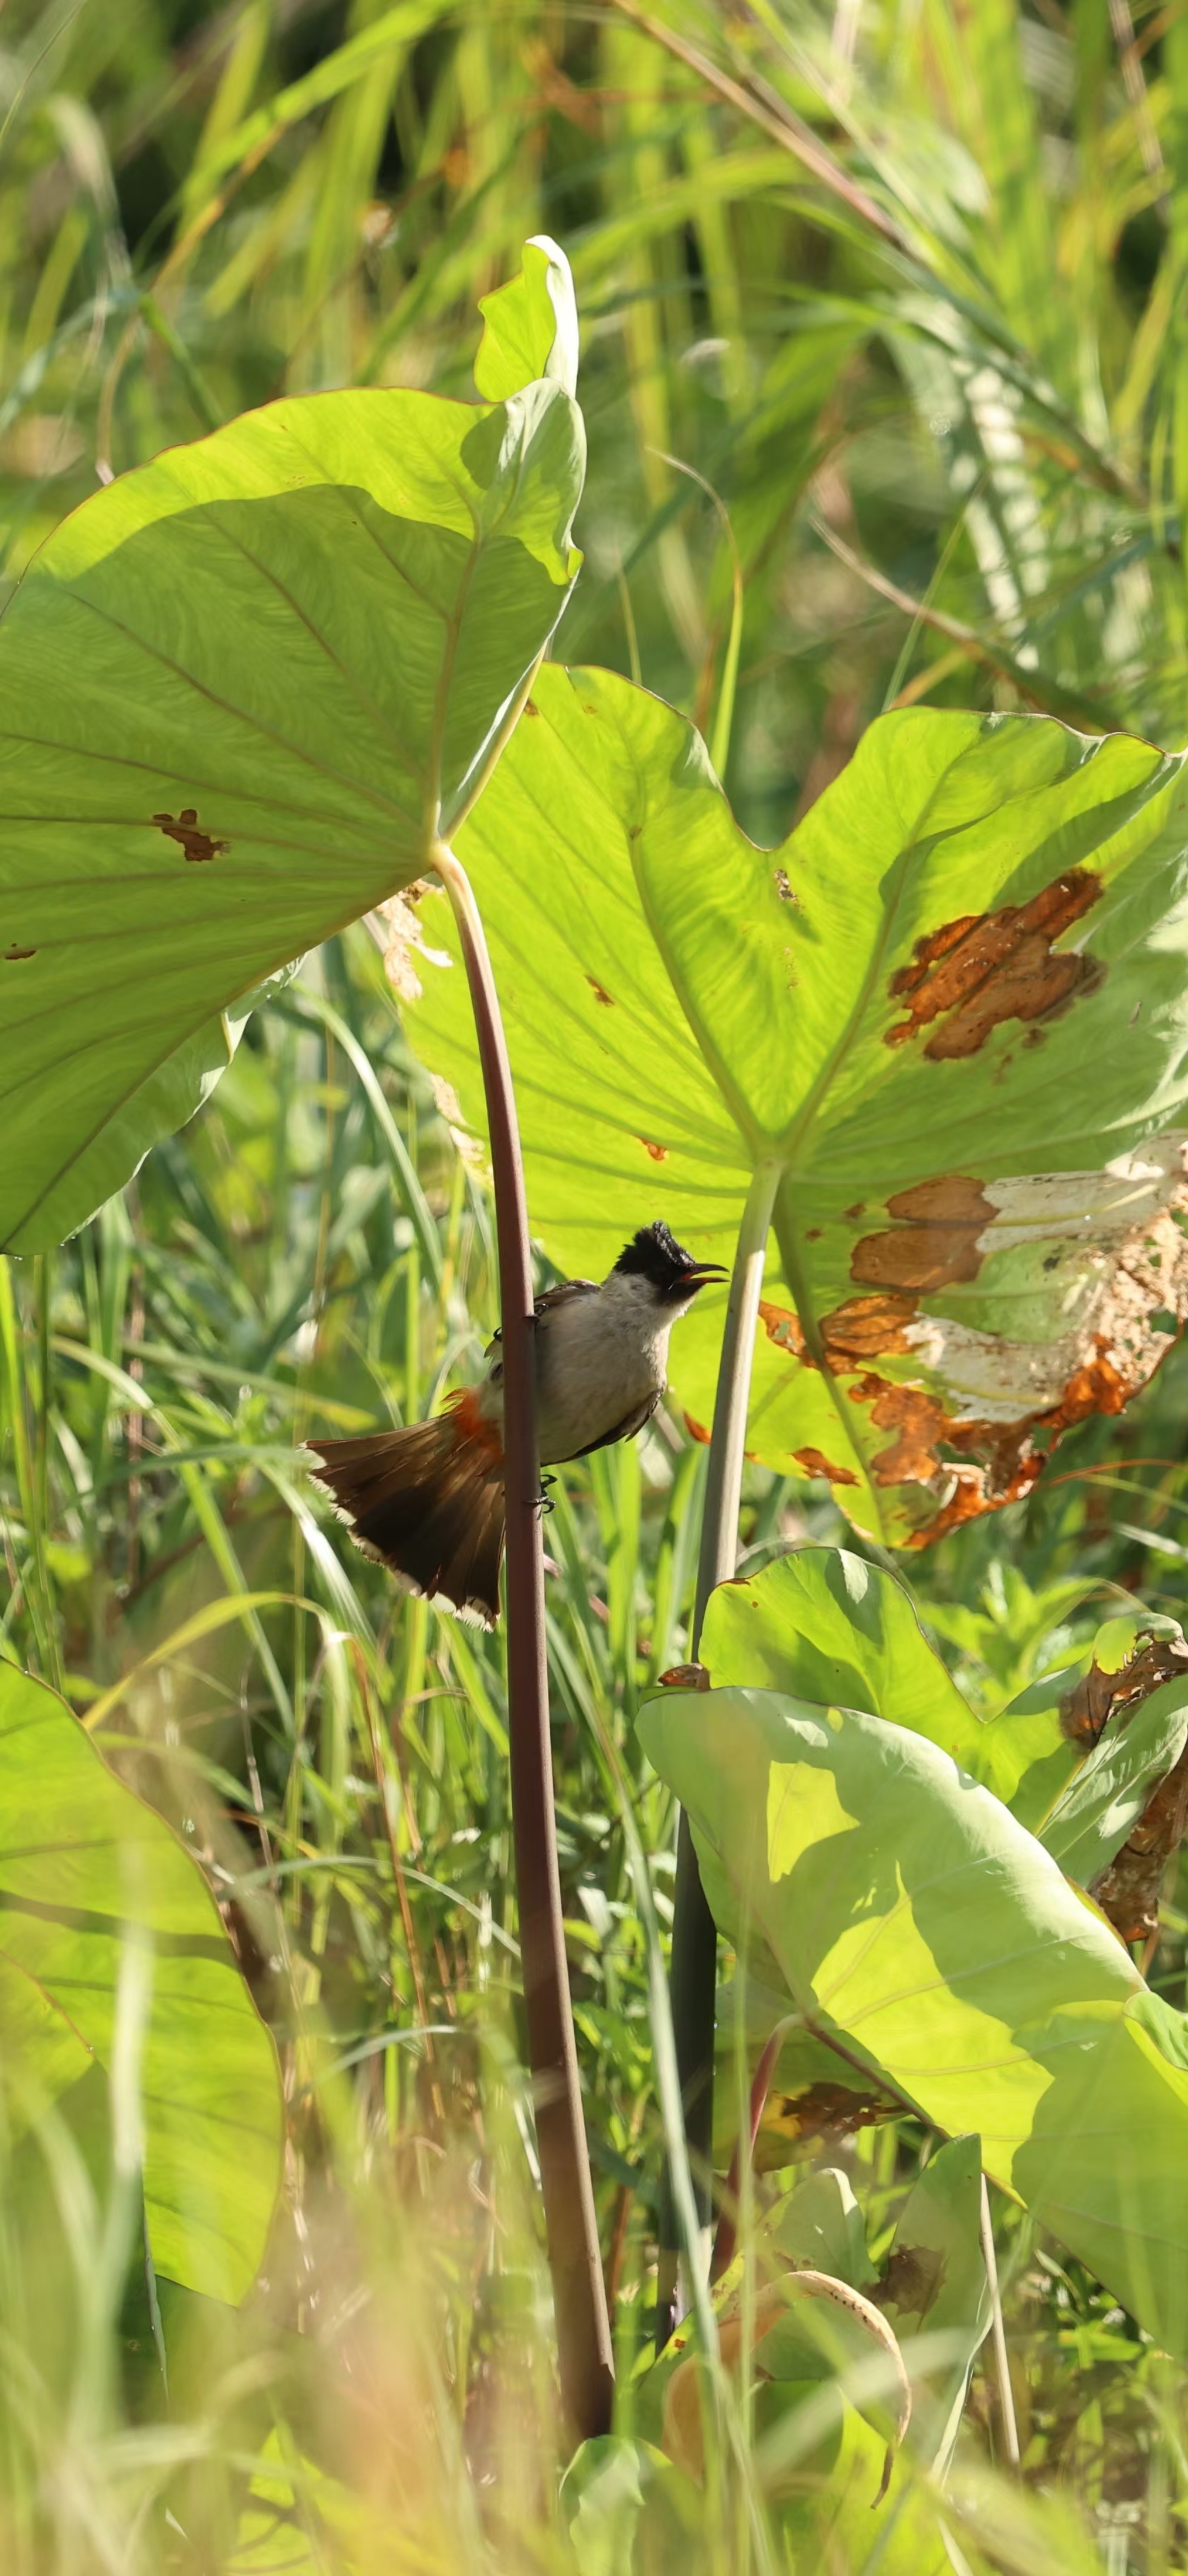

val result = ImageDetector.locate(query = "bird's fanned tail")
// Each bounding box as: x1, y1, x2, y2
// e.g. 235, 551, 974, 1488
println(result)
309, 1407, 506, 1626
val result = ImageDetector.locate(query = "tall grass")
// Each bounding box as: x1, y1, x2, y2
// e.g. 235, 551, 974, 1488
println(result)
4, 1, 1188, 2567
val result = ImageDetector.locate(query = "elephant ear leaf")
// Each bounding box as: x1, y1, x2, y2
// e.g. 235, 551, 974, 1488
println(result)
639, 1677, 1188, 2359
0, 242, 584, 1252
701, 1557, 1188, 1921
0, 1658, 281, 2303
404, 668, 1188, 1546
699, 1546, 984, 1772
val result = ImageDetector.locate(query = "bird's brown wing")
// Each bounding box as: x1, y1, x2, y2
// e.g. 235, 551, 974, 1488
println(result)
535, 1278, 599, 1313
483, 1277, 599, 1363
567, 1388, 661, 1461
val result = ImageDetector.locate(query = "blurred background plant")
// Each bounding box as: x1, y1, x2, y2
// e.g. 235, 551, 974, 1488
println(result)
6, 0, 1188, 2567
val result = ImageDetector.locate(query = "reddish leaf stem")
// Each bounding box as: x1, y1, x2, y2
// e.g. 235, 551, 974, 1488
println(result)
709, 2014, 797, 2285
435, 843, 614, 2441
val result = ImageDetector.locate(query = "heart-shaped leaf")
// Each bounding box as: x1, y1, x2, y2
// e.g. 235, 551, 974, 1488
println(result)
639, 1679, 1188, 2354
699, 1547, 983, 1772
703, 1550, 1188, 1925
0, 247, 583, 1250
405, 664, 1188, 1544
0, 1659, 282, 2302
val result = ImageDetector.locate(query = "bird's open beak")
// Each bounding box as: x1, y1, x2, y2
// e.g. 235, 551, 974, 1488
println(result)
682, 1262, 729, 1293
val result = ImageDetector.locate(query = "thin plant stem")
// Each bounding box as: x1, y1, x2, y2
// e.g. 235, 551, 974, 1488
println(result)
434, 839, 615, 2441
712, 2010, 917, 2284
980, 2176, 1020, 2470
656, 1160, 779, 2349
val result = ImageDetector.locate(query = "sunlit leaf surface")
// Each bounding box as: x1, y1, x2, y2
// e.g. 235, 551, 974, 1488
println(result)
0, 251, 583, 1250
409, 666, 1188, 1544
641, 1677, 1188, 2353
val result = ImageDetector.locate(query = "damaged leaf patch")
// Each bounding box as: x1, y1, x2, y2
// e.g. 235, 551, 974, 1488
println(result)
827, 1144, 1188, 1544
886, 869, 1104, 1059
850, 1177, 993, 1293
1061, 1629, 1188, 1943
757, 2080, 896, 2166
793, 1447, 859, 1487
759, 1301, 808, 1355
152, 808, 229, 864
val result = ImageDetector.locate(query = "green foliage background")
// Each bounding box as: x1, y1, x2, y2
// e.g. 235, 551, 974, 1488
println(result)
6, 0, 1188, 2568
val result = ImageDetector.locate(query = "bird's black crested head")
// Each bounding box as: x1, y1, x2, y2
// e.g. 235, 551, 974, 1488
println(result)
613, 1220, 724, 1304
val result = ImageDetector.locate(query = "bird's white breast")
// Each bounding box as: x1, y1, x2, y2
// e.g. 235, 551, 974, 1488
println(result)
478, 1273, 677, 1465
537, 1277, 673, 1463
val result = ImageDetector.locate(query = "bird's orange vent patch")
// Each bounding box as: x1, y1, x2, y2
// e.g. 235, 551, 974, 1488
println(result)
448, 1386, 504, 1468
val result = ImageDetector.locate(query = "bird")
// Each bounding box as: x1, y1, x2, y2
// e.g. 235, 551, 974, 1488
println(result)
308, 1219, 726, 1626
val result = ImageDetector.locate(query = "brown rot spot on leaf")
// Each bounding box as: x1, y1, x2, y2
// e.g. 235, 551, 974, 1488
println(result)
758, 1300, 809, 1357
639, 1137, 668, 1161
849, 1331, 1142, 1547
153, 807, 228, 864
844, 1202, 866, 1221
1045, 1338, 1131, 1427
852, 1379, 952, 1486
851, 1175, 993, 1293
886, 867, 1104, 1059
1061, 1631, 1188, 1748
775, 867, 795, 901
683, 1412, 711, 1444
906, 1448, 1039, 1546
793, 1447, 859, 1487
819, 1295, 916, 1362
524, 699, 539, 716
586, 975, 615, 1006
759, 1150, 1188, 1545
1057, 1628, 1188, 1943
1092, 1753, 1188, 1943
758, 2081, 896, 2162
3, 945, 35, 962
657, 1663, 711, 1691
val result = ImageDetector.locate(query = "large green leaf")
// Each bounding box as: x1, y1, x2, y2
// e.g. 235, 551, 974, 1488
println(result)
0, 246, 583, 1250
703, 1556, 1188, 2172
405, 665, 1188, 1544
701, 1553, 1188, 1874
699, 1547, 983, 1772
0, 1659, 282, 2303
639, 1681, 1188, 2354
